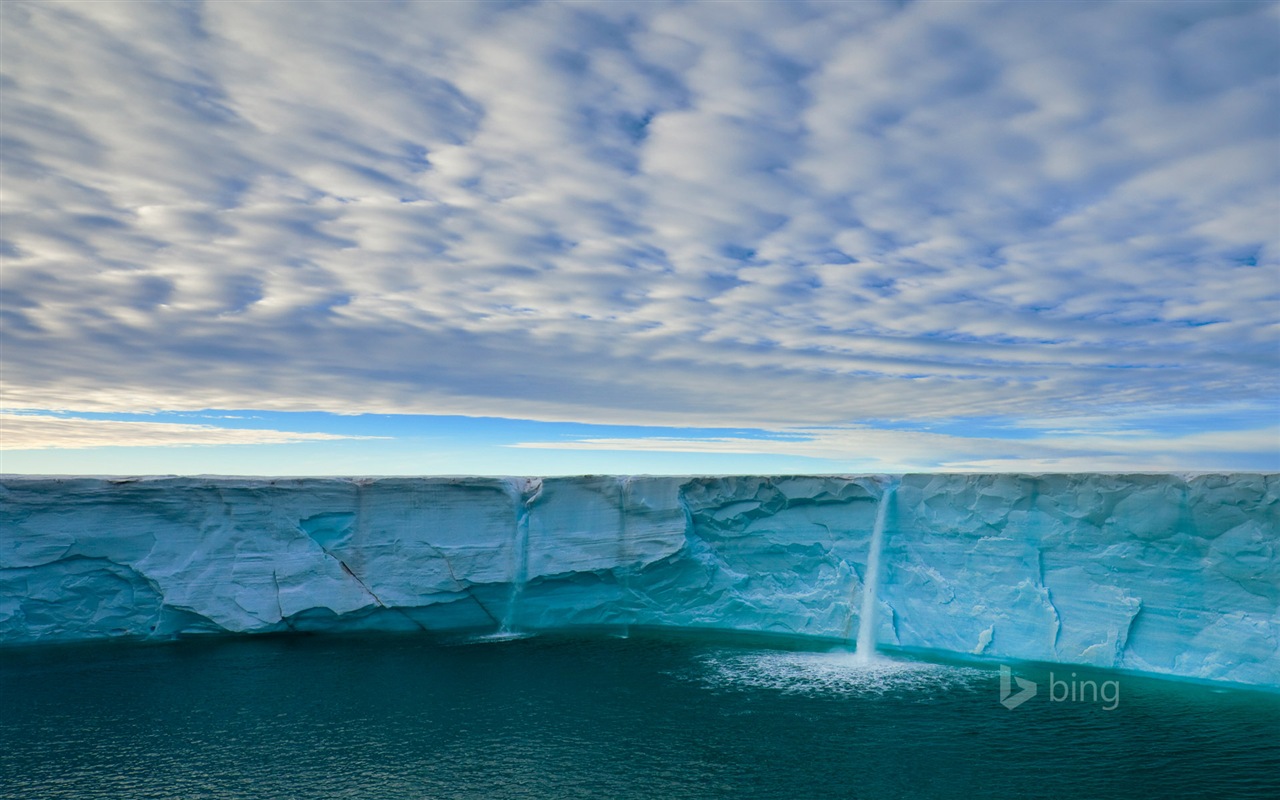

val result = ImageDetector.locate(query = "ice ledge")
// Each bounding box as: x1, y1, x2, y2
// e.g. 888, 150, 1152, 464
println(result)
2, 474, 1276, 688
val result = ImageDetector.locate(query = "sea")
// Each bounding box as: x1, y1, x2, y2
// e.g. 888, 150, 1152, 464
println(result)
2, 631, 1277, 799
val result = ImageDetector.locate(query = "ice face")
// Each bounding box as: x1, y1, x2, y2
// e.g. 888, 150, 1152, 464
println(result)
1, 473, 1276, 687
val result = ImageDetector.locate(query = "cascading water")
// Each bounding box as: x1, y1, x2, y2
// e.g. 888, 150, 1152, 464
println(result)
854, 479, 898, 663
499, 479, 539, 635
616, 477, 633, 638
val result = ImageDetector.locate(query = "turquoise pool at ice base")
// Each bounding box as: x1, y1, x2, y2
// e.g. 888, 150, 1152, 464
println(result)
2, 631, 1277, 800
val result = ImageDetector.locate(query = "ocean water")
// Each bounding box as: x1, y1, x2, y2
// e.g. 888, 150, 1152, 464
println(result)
2, 632, 1277, 799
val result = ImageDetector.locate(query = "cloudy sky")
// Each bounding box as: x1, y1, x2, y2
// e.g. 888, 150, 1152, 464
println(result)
2, 0, 1277, 475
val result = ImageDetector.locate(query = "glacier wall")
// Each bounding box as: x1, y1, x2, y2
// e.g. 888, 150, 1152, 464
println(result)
1, 474, 1276, 687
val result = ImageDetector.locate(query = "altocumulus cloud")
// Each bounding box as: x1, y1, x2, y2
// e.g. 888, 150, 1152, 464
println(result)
1, 0, 1276, 466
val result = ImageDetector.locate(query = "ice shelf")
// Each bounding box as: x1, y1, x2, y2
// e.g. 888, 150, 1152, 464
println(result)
1, 474, 1276, 687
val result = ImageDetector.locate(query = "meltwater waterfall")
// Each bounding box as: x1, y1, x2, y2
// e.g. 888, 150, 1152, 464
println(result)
855, 480, 897, 663
500, 479, 538, 635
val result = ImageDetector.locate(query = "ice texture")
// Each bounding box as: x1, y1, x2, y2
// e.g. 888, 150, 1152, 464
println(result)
2, 474, 1276, 687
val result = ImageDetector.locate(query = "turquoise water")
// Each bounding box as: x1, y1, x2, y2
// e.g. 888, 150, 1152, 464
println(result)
2, 632, 1277, 799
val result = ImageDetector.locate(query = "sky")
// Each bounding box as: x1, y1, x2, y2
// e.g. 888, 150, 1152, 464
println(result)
1, 0, 1277, 476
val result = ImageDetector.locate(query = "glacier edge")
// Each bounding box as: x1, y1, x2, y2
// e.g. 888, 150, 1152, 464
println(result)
1, 473, 1276, 688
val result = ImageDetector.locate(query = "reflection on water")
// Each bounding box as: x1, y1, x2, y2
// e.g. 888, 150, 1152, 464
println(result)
2, 632, 1277, 799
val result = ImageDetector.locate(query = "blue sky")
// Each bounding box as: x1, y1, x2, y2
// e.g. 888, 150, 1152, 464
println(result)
1, 0, 1277, 475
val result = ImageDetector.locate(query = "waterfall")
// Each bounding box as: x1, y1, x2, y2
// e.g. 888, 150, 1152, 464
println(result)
617, 477, 632, 638
499, 478, 538, 634
855, 479, 897, 663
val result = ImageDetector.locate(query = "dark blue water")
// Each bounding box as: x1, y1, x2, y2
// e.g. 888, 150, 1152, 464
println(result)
2, 632, 1277, 799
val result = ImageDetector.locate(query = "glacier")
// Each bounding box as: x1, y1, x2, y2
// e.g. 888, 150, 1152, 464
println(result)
1, 474, 1276, 688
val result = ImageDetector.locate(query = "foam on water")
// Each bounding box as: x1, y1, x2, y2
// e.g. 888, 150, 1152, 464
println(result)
454, 630, 536, 645
686, 649, 989, 698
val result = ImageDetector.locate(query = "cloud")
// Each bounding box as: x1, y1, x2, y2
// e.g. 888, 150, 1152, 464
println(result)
1, 0, 1275, 452
0, 413, 384, 450
510, 423, 1280, 473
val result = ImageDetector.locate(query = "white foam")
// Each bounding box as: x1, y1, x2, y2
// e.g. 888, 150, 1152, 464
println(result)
455, 630, 536, 645
685, 649, 988, 698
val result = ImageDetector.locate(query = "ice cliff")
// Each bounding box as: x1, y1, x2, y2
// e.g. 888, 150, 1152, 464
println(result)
2, 474, 1277, 687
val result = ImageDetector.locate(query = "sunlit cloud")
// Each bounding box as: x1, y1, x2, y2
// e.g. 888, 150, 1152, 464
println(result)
0, 414, 384, 451
511, 425, 1280, 473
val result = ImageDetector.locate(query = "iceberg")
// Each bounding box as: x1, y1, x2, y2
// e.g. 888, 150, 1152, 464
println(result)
1, 474, 1276, 687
